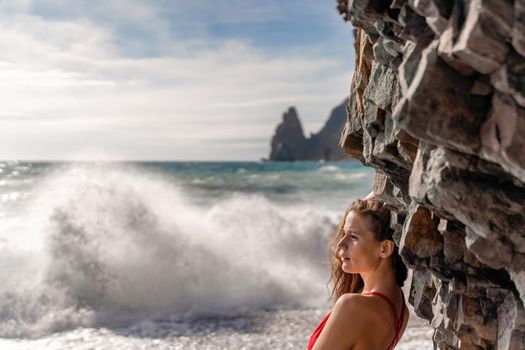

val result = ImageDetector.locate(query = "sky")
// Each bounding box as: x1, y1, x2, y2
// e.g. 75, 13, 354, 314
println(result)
0, 0, 355, 161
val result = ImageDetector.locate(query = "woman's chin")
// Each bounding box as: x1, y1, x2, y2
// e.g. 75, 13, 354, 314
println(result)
341, 262, 354, 273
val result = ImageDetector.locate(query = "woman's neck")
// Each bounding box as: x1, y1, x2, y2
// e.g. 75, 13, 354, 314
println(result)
360, 260, 398, 294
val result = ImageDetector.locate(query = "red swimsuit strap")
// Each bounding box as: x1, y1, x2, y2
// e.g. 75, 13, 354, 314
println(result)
362, 291, 405, 349
392, 295, 406, 348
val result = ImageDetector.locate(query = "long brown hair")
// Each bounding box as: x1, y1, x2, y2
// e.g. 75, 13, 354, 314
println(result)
327, 198, 408, 303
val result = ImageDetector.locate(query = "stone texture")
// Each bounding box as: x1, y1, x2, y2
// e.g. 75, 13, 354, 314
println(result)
513, 0, 525, 57
408, 0, 452, 35
400, 205, 443, 259
479, 92, 525, 182
441, 0, 513, 75
393, 41, 484, 155
337, 0, 525, 348
497, 291, 525, 350
491, 48, 525, 108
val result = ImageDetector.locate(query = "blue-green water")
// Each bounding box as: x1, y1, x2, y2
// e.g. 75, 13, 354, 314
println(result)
0, 161, 373, 214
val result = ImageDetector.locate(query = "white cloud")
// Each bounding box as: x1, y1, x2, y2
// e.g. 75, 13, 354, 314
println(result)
0, 2, 352, 160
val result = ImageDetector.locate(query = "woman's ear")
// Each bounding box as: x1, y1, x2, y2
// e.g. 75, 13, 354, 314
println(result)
379, 240, 394, 259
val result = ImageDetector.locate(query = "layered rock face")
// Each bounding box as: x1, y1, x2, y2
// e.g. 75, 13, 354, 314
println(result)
269, 100, 349, 161
337, 0, 525, 349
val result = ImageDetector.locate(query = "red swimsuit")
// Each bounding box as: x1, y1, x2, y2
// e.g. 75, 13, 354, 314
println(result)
307, 291, 406, 350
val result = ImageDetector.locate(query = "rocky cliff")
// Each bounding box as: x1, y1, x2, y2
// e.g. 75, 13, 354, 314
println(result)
269, 101, 349, 161
337, 0, 525, 349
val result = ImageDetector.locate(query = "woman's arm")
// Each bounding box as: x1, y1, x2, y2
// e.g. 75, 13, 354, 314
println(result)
312, 294, 368, 350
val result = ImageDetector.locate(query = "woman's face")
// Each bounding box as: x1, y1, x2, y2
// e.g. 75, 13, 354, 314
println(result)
337, 210, 382, 274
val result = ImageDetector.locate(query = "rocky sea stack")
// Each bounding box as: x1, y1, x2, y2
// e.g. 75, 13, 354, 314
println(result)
337, 0, 525, 349
269, 100, 349, 161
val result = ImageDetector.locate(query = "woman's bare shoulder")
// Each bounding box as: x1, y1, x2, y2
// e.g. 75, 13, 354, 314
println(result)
332, 293, 379, 323
312, 294, 372, 350
314, 293, 371, 350
335, 293, 378, 312
336, 293, 392, 327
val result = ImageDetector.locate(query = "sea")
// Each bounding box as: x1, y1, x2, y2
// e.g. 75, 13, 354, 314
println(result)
0, 160, 434, 349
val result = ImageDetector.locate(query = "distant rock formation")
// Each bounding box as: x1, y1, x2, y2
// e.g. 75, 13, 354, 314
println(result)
337, 0, 525, 349
269, 100, 349, 161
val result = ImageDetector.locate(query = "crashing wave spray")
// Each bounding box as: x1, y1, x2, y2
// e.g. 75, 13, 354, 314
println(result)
0, 163, 338, 338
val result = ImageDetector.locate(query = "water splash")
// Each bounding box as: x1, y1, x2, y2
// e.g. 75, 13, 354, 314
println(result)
0, 163, 337, 338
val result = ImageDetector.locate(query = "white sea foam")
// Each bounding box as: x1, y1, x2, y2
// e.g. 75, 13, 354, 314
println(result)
335, 171, 370, 181
0, 163, 336, 338
318, 165, 340, 172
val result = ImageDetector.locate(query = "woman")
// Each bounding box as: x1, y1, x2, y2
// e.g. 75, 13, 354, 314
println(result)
308, 196, 409, 350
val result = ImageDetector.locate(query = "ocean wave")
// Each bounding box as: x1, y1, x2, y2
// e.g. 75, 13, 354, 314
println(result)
317, 165, 340, 173
0, 191, 21, 203
334, 171, 371, 181
0, 163, 338, 338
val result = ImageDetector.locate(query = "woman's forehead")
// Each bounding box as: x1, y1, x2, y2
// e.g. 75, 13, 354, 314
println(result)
344, 211, 374, 232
